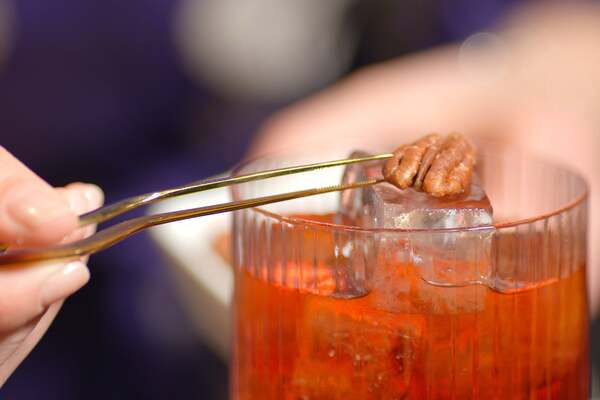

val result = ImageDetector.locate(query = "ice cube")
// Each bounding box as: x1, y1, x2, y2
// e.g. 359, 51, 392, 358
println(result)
338, 150, 495, 296
339, 151, 493, 229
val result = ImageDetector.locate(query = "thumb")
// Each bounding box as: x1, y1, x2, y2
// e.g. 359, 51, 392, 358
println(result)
0, 260, 89, 335
0, 147, 77, 246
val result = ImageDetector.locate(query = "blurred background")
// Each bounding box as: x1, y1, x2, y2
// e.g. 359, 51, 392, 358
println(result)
0, 0, 598, 398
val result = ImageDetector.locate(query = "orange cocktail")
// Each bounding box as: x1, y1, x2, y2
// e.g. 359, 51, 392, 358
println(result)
230, 146, 589, 399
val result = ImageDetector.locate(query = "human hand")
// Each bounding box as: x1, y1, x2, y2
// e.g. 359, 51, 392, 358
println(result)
0, 146, 103, 386
250, 3, 600, 314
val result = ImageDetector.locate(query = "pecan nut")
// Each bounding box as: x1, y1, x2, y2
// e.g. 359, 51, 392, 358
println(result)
382, 134, 442, 189
383, 133, 475, 197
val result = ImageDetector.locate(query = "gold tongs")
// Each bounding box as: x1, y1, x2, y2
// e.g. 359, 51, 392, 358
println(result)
0, 153, 391, 265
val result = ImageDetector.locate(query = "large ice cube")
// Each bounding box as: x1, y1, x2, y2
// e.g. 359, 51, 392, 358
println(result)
339, 151, 493, 229
339, 150, 495, 295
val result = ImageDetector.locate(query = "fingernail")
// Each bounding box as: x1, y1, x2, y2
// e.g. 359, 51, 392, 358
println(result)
6, 186, 72, 230
41, 261, 90, 307
82, 184, 104, 208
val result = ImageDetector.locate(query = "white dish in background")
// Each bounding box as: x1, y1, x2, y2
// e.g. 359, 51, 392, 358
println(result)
148, 184, 233, 360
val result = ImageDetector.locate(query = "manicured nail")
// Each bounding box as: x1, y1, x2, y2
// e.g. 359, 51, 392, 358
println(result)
40, 261, 90, 307
6, 186, 72, 230
82, 184, 104, 208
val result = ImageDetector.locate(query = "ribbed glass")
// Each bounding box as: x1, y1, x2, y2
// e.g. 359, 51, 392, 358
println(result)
230, 144, 589, 400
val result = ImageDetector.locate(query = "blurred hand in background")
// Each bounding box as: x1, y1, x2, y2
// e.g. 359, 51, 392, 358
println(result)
0, 147, 103, 385
252, 3, 600, 314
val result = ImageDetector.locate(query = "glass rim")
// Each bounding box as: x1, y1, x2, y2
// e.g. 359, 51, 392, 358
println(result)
232, 148, 589, 233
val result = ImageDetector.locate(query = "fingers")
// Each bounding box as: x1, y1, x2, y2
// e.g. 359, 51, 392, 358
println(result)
0, 149, 104, 385
0, 183, 102, 386
0, 260, 89, 335
0, 182, 102, 334
250, 46, 501, 158
0, 147, 77, 246
56, 182, 104, 244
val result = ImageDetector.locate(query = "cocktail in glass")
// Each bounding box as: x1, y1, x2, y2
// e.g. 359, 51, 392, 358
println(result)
230, 144, 589, 399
